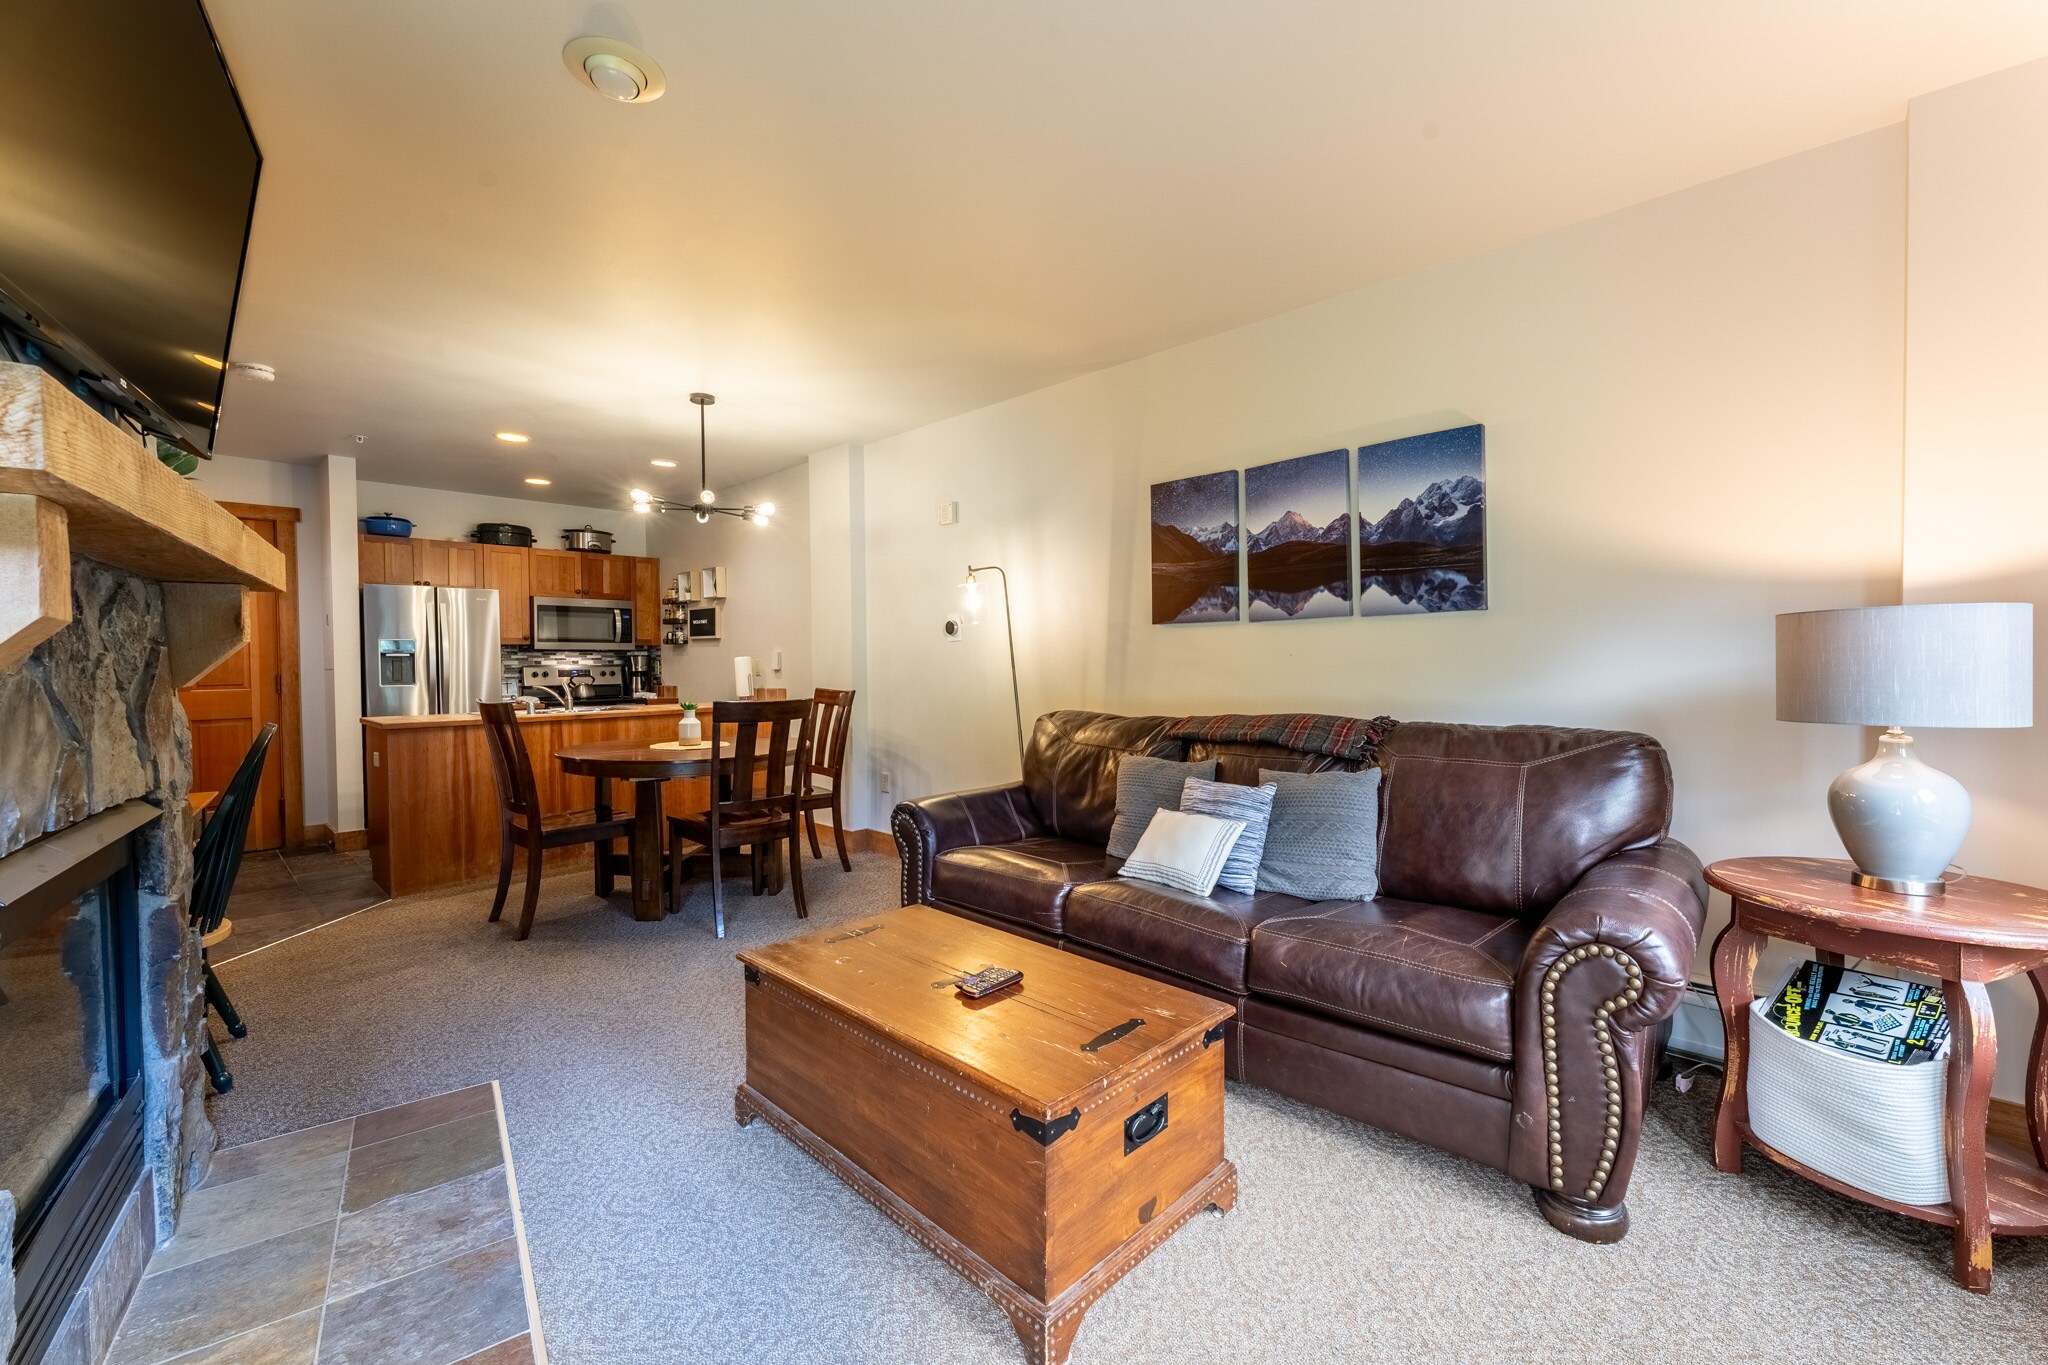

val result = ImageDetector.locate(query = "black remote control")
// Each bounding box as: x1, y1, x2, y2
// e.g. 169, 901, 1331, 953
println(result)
956, 966, 1023, 998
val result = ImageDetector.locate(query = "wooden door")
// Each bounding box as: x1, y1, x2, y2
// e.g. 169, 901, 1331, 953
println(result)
483, 545, 531, 643
183, 511, 299, 851
632, 557, 660, 644
530, 548, 581, 598
359, 534, 417, 585
580, 552, 631, 599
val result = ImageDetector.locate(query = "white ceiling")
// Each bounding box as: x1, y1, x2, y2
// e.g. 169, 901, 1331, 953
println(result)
206, 1, 2048, 507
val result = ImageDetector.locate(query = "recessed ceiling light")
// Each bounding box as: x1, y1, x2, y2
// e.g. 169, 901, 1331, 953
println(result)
191, 353, 224, 369
524, 477, 551, 486
650, 458, 676, 468
497, 432, 529, 443
562, 37, 666, 104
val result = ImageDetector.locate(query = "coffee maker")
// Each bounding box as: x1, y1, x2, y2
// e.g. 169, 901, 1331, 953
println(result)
626, 649, 659, 697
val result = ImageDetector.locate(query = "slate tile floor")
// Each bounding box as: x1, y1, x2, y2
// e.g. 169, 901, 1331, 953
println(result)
211, 850, 388, 964
107, 1085, 541, 1365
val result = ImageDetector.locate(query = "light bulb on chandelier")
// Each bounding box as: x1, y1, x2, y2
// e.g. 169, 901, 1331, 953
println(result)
625, 392, 770, 527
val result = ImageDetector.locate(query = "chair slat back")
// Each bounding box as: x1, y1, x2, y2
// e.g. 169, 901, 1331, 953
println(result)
806, 688, 856, 789
709, 699, 810, 826
479, 702, 541, 819
190, 723, 277, 934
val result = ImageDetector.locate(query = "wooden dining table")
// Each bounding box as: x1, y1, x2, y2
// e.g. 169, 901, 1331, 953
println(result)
554, 736, 783, 925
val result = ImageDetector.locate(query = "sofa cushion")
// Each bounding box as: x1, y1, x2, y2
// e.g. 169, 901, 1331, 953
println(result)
1023, 711, 1181, 844
1247, 898, 1534, 1062
1376, 723, 1671, 917
929, 837, 1112, 935
1066, 877, 1316, 994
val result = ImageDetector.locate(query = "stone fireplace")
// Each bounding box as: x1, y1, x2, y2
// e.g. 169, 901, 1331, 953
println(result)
0, 561, 211, 1364
2, 361, 285, 1364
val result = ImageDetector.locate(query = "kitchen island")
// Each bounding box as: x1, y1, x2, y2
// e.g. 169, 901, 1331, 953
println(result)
363, 705, 709, 896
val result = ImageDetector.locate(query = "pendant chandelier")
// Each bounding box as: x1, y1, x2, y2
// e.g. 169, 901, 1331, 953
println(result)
630, 392, 774, 526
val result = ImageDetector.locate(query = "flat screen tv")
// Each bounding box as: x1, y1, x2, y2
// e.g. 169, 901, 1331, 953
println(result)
0, 0, 261, 454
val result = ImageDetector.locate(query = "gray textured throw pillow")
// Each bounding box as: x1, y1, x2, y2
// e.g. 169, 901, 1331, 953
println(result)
1106, 755, 1217, 858
1180, 776, 1276, 896
1256, 767, 1382, 899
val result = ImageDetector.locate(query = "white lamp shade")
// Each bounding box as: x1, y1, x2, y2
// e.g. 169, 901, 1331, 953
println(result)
1776, 603, 2033, 729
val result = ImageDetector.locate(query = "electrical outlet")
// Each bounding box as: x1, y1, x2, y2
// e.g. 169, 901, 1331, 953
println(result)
879, 770, 893, 793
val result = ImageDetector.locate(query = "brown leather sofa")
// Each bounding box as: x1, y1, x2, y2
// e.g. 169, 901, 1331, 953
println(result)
892, 710, 1707, 1242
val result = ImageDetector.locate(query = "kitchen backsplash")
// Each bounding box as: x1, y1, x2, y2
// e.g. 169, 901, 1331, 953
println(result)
500, 646, 662, 699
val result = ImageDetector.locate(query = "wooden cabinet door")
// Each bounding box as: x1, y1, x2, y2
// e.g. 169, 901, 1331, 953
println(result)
413, 539, 449, 585
359, 534, 417, 585
530, 548, 582, 598
483, 545, 531, 643
442, 541, 483, 587
580, 552, 632, 599
632, 557, 661, 644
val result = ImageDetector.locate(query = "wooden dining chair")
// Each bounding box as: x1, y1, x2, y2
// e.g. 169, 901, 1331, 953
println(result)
667, 698, 811, 938
188, 722, 276, 1093
480, 702, 636, 940
799, 687, 857, 871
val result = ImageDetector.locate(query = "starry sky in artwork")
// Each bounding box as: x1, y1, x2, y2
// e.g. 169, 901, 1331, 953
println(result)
1151, 469, 1238, 533
1245, 448, 1348, 530
1358, 424, 1484, 521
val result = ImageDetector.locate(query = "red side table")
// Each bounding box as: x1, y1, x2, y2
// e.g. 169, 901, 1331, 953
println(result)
1706, 856, 2048, 1293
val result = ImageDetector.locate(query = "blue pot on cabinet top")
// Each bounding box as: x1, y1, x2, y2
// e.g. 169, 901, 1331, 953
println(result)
362, 514, 413, 538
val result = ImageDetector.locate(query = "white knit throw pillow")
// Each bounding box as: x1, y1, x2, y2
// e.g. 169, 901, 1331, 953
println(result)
1117, 809, 1246, 897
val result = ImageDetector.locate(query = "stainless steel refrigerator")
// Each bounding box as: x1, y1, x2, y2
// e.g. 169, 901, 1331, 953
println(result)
361, 585, 502, 718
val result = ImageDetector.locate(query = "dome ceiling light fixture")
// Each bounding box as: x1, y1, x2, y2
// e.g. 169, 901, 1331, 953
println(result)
630, 393, 774, 527
562, 36, 666, 104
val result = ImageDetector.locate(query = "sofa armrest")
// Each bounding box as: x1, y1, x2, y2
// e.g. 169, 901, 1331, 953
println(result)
890, 785, 1044, 906
1508, 839, 1707, 1218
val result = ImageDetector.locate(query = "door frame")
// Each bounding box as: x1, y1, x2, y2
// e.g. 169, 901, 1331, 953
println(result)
219, 502, 307, 851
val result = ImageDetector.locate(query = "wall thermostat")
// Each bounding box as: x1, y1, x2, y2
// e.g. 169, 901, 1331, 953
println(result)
943, 617, 964, 640
937, 500, 959, 526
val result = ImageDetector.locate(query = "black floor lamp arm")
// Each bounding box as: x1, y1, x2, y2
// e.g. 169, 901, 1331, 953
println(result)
967, 563, 1025, 770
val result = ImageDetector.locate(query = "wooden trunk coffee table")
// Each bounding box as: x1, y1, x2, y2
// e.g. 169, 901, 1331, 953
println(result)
735, 904, 1237, 1365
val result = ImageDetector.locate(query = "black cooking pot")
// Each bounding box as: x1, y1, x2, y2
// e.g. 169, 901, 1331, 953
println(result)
472, 522, 533, 546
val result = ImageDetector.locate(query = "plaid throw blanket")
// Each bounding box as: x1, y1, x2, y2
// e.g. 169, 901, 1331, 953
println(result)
1165, 713, 1398, 764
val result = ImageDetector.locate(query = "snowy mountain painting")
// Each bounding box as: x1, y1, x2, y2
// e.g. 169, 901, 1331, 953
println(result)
1150, 470, 1240, 624
1244, 448, 1352, 621
1357, 424, 1486, 616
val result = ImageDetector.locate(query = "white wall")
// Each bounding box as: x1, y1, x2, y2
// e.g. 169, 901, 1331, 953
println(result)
1902, 58, 2048, 1098
859, 128, 1907, 925
648, 463, 814, 709
810, 446, 874, 829
190, 453, 336, 831
354, 482, 647, 555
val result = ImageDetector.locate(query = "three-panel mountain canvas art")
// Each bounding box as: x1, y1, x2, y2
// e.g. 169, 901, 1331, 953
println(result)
1149, 423, 1486, 625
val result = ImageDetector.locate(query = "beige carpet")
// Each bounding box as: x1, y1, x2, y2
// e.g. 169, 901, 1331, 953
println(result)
206, 857, 2048, 1364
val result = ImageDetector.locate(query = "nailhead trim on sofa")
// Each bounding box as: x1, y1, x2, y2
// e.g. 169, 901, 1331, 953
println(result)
1539, 943, 1644, 1199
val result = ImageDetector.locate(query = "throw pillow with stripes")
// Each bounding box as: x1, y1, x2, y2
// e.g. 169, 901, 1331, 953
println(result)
1179, 775, 1277, 895
1117, 809, 1247, 897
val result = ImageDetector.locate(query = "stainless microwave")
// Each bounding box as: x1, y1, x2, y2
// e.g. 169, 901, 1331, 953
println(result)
532, 596, 634, 650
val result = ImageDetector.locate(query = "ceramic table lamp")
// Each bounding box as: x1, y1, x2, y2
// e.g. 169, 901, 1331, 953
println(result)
1776, 603, 2033, 896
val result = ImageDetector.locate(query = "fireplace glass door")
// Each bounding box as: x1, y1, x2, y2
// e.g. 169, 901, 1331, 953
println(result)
0, 886, 119, 1222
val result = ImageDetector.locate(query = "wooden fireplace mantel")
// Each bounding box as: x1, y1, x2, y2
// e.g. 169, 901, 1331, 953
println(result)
0, 361, 286, 682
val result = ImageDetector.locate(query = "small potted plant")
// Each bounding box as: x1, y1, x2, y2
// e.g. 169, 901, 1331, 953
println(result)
677, 701, 703, 742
